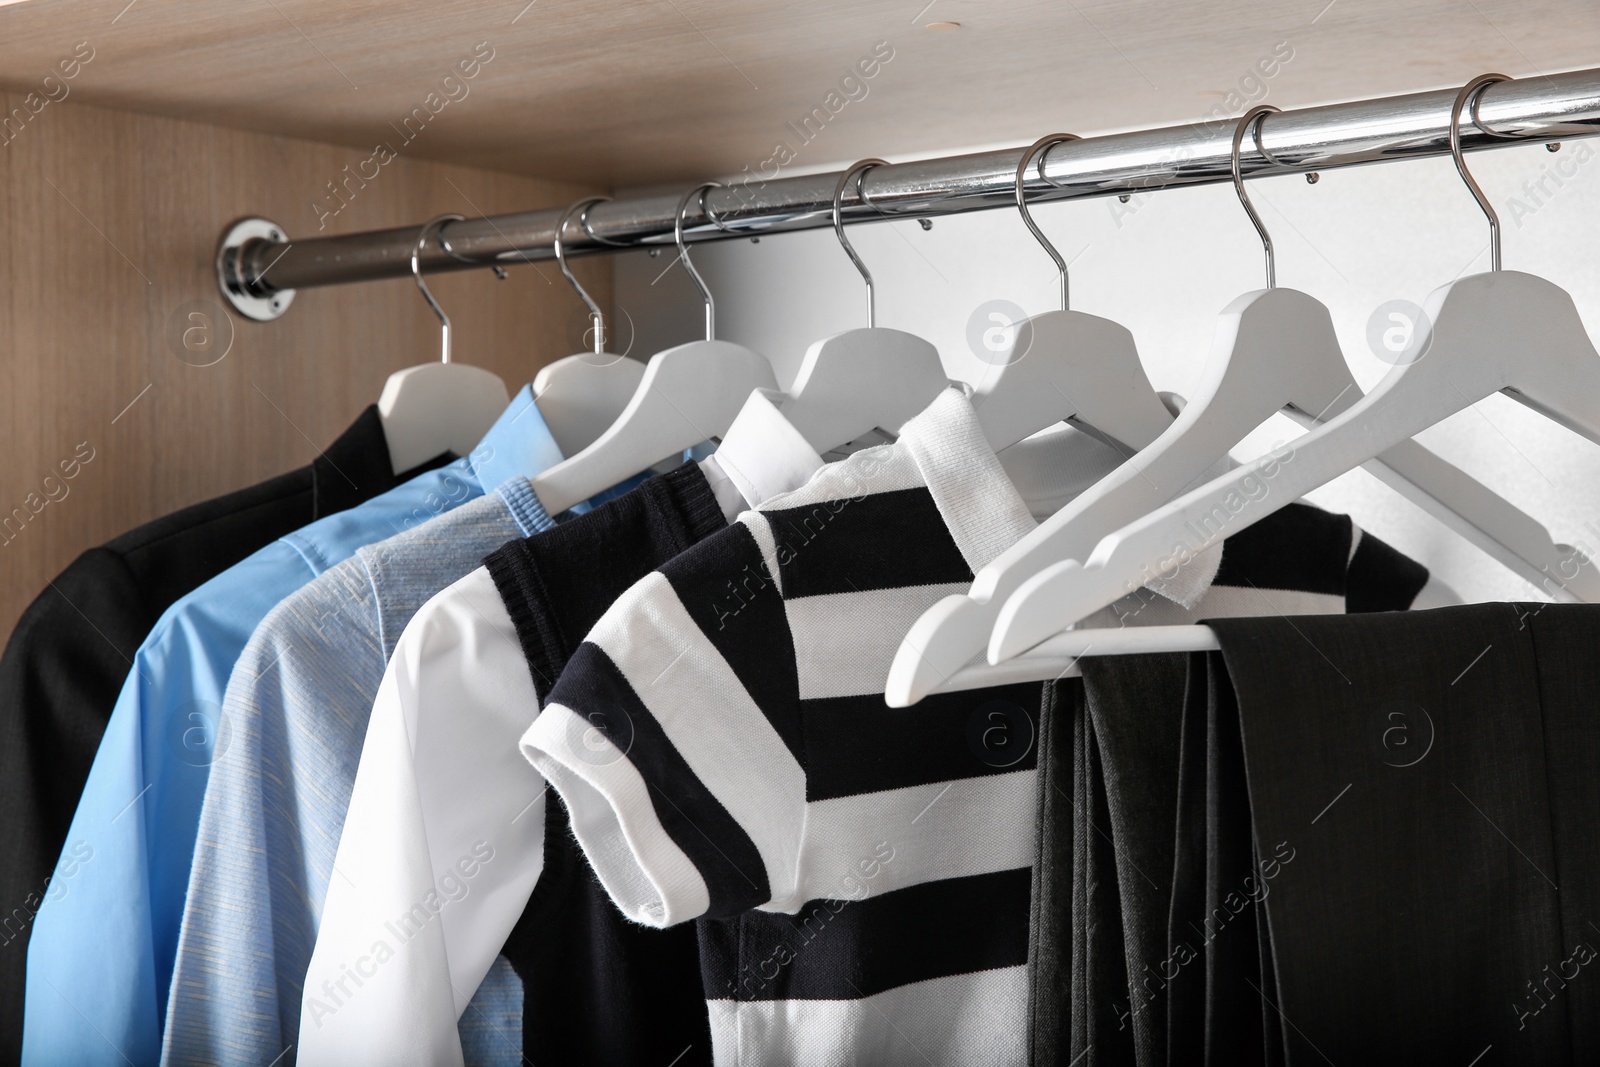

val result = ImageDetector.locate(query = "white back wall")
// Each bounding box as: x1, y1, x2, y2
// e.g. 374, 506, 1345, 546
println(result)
617, 138, 1600, 605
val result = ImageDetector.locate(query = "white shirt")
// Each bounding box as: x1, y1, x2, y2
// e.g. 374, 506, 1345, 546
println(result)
297, 396, 1140, 1065
297, 393, 825, 1066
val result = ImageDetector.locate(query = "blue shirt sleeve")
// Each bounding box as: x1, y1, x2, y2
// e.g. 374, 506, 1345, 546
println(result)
21, 460, 494, 1067
21, 540, 318, 1067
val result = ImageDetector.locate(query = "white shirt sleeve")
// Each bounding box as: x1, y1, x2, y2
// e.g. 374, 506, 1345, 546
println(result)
298, 567, 547, 1066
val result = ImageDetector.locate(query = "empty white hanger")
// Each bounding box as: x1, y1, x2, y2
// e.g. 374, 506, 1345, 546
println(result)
880, 136, 1175, 706
529, 185, 779, 516
987, 75, 1600, 664
774, 159, 950, 453
888, 101, 1599, 704
972, 133, 1173, 454
377, 214, 511, 474
891, 111, 1331, 705
936, 625, 1225, 693
529, 195, 648, 456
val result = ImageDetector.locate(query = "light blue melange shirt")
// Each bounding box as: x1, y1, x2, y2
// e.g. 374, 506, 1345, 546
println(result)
22, 388, 566, 1067
159, 481, 556, 1067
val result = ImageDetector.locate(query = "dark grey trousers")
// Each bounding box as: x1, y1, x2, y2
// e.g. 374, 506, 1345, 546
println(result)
1032, 604, 1600, 1066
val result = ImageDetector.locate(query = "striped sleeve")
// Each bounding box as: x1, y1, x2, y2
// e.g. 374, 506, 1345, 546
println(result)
1345, 523, 1431, 611
523, 516, 808, 928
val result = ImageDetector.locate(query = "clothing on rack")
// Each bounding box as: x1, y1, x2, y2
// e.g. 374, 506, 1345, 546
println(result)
160, 479, 558, 1066
518, 388, 1439, 1065
525, 387, 1039, 1062
298, 462, 734, 1065
21, 387, 569, 1067
12, 63, 1600, 1067
1032, 505, 1431, 1066
1181, 604, 1600, 1063
295, 389, 824, 1064
0, 406, 405, 1062
297, 389, 1143, 1065
294, 393, 820, 1061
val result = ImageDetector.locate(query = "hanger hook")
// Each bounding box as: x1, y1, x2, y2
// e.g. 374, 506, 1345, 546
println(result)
576, 199, 633, 248
833, 158, 889, 328
1015, 133, 1082, 311
1231, 105, 1281, 290
412, 213, 466, 364
675, 182, 722, 342
555, 196, 612, 355
1450, 73, 1512, 272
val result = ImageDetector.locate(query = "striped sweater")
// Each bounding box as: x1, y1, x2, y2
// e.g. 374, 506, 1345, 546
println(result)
522, 388, 1429, 1066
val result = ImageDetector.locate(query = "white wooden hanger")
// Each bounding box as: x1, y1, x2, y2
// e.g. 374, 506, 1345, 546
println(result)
528, 195, 649, 456
972, 133, 1173, 454
377, 213, 511, 474
774, 160, 950, 453
887, 99, 1599, 704
986, 75, 1600, 665
529, 186, 779, 516
890, 112, 1338, 705
881, 137, 1176, 706
532, 357, 646, 458
935, 625, 1224, 692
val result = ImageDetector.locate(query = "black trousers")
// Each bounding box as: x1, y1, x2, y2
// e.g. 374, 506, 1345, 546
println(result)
1033, 604, 1600, 1066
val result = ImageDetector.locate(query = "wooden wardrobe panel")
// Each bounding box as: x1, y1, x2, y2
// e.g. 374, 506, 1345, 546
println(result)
5, 1, 1600, 186
0, 92, 611, 644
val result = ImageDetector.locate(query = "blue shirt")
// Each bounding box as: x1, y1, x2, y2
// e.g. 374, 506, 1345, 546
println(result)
160, 483, 554, 1067
23, 389, 566, 1067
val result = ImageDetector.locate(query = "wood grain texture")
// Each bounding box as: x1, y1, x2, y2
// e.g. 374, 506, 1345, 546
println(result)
1, 0, 1597, 186
0, 92, 609, 644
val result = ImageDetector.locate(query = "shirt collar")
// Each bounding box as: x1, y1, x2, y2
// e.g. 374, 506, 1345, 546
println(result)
896, 386, 1040, 574
467, 384, 566, 492
896, 386, 1222, 607
701, 389, 825, 521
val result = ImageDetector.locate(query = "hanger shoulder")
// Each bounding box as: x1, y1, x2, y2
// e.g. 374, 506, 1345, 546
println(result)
987, 271, 1600, 662
1282, 380, 1600, 604
377, 362, 510, 475
935, 624, 1222, 694
1358, 438, 1600, 602
781, 327, 948, 453
885, 287, 1345, 705
1272, 280, 1600, 603
1448, 271, 1600, 442
974, 310, 1171, 453
530, 339, 778, 516
987, 353, 1454, 662
532, 353, 647, 456
984, 288, 1356, 592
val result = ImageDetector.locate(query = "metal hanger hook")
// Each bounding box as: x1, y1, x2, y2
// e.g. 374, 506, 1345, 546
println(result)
832, 158, 889, 328
1450, 73, 1512, 272
1231, 105, 1281, 290
675, 182, 723, 342
555, 196, 612, 354
1015, 133, 1082, 311
412, 213, 466, 364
